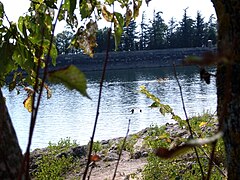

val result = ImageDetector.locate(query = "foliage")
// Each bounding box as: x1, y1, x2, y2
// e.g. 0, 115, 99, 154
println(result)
55, 8, 217, 53
48, 65, 90, 98
33, 138, 78, 179
55, 29, 74, 54
143, 114, 226, 179
92, 141, 103, 153
140, 86, 225, 179
119, 20, 138, 51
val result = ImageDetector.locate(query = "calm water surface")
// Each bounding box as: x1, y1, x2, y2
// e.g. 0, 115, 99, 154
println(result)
3, 66, 216, 151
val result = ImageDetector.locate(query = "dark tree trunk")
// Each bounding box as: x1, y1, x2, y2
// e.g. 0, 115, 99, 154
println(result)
0, 89, 23, 179
212, 0, 240, 178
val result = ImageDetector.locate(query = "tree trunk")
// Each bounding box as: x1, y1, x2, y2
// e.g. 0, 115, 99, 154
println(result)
212, 0, 240, 178
0, 89, 23, 179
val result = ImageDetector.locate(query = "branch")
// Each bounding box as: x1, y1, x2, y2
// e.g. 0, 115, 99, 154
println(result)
173, 64, 205, 180
112, 119, 131, 180
82, 27, 112, 180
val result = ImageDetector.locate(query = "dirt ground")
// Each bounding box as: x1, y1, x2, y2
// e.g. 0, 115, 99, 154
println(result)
66, 151, 147, 180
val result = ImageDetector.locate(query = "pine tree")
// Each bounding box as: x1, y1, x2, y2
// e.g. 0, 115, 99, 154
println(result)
193, 11, 205, 47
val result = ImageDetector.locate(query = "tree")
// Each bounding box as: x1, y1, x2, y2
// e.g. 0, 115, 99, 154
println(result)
177, 8, 195, 48
147, 11, 167, 49
95, 27, 115, 52
211, 0, 240, 178
120, 20, 138, 51
166, 17, 178, 48
55, 29, 74, 54
139, 11, 148, 50
193, 11, 205, 47
205, 14, 217, 46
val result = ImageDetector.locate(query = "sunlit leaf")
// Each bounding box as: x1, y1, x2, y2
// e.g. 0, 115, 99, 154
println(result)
102, 5, 113, 22
48, 65, 90, 98
105, 0, 115, 5
23, 94, 33, 112
125, 8, 132, 26
44, 84, 52, 99
199, 122, 207, 127
133, 0, 142, 19
155, 131, 223, 159
172, 115, 182, 122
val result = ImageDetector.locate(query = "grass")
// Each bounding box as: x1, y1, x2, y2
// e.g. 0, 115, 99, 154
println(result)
142, 113, 226, 179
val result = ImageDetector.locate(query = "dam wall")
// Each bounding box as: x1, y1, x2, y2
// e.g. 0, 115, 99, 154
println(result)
54, 47, 215, 72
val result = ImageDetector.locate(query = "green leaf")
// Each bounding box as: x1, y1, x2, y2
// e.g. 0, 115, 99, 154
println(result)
113, 12, 124, 49
150, 102, 159, 108
44, 0, 58, 9
0, 2, 4, 26
50, 44, 58, 66
48, 65, 90, 98
159, 107, 166, 116
172, 115, 182, 122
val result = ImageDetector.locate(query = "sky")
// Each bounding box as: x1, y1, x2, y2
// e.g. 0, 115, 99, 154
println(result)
1, 0, 216, 33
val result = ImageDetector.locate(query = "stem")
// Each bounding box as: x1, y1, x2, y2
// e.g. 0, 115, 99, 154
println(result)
82, 28, 112, 180
112, 119, 131, 180
173, 64, 205, 180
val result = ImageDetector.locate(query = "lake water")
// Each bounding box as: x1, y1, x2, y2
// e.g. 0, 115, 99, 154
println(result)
2, 66, 217, 151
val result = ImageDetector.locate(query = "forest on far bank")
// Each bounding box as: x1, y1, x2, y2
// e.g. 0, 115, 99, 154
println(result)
56, 8, 217, 55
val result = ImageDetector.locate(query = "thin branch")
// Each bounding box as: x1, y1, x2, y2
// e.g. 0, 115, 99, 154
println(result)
82, 27, 112, 180
173, 64, 205, 180
112, 119, 131, 180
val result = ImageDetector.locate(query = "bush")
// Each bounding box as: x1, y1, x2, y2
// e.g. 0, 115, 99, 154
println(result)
33, 138, 78, 179
142, 113, 226, 179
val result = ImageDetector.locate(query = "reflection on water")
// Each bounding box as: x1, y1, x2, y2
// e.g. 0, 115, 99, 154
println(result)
3, 66, 216, 150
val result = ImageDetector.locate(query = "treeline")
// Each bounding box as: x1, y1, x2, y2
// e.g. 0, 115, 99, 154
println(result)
55, 8, 217, 54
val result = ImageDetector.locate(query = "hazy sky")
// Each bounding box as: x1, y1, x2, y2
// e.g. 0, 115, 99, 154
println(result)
1, 0, 216, 33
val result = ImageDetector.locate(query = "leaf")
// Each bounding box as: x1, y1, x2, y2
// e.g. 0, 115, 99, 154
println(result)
102, 5, 113, 22
199, 122, 207, 127
23, 94, 33, 112
44, 0, 58, 9
48, 65, 90, 98
64, 0, 77, 17
44, 84, 52, 99
150, 102, 159, 108
0, 2, 4, 26
172, 115, 182, 122
155, 131, 223, 159
90, 154, 101, 162
72, 20, 98, 57
50, 44, 58, 66
133, 0, 142, 19
125, 8, 132, 26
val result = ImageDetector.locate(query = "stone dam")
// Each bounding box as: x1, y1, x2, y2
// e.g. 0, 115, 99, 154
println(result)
53, 47, 215, 72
